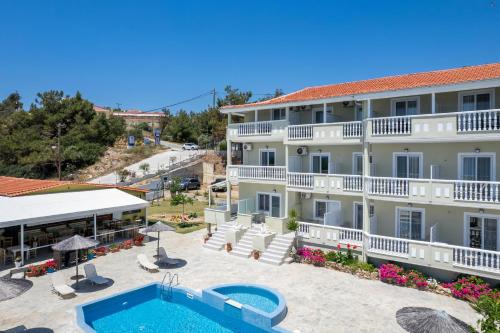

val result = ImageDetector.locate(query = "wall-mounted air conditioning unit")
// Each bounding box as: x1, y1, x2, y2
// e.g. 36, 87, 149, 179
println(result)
300, 192, 312, 199
243, 143, 253, 151
297, 146, 308, 156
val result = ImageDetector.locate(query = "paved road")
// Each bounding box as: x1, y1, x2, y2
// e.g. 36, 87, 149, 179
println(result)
90, 147, 201, 185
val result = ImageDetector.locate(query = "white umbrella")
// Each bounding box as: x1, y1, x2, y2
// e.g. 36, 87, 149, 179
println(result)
141, 222, 175, 257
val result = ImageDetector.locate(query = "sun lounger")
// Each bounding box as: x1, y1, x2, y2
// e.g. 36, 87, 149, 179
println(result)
51, 272, 76, 298
137, 254, 159, 272
83, 263, 109, 285
158, 247, 179, 265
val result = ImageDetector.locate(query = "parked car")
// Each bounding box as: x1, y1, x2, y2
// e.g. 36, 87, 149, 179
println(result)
210, 178, 227, 192
182, 143, 199, 150
179, 177, 201, 191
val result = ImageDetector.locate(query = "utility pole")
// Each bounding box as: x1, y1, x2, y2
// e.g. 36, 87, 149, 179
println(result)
212, 88, 216, 109
56, 123, 63, 180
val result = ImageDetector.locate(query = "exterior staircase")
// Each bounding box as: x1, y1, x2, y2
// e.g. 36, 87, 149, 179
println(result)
259, 233, 295, 265
230, 227, 260, 258
203, 223, 231, 251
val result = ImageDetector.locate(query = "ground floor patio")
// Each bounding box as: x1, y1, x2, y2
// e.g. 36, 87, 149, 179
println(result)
0, 229, 478, 333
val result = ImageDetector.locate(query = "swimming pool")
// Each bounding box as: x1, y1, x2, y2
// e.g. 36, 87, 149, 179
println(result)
211, 284, 280, 313
76, 283, 290, 333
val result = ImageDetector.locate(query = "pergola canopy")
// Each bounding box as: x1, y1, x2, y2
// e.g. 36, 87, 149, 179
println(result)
0, 189, 149, 228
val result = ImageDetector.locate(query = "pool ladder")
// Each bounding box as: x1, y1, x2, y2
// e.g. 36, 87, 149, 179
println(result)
161, 272, 179, 300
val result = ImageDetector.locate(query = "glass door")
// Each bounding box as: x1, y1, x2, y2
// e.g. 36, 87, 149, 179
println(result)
461, 155, 492, 181
257, 193, 281, 218
260, 150, 276, 166
271, 195, 280, 218
466, 215, 498, 250
394, 153, 421, 178
311, 154, 329, 174
461, 92, 491, 111
354, 203, 363, 230
394, 99, 418, 116
397, 208, 424, 240
314, 110, 324, 124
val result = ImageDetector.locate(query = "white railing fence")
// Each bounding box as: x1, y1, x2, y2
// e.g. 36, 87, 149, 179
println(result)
287, 172, 314, 188
298, 223, 310, 238
367, 177, 409, 196
457, 109, 500, 133
372, 116, 412, 135
288, 124, 313, 140
237, 166, 286, 181
454, 180, 500, 203
367, 234, 410, 257
337, 226, 363, 244
343, 121, 363, 138
343, 175, 363, 192
453, 246, 500, 271
238, 121, 272, 136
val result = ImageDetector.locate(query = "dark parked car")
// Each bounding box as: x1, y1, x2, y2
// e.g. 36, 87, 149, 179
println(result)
179, 177, 201, 191
210, 178, 227, 192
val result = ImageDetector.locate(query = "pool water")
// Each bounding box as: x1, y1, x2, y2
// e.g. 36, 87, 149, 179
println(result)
213, 285, 280, 313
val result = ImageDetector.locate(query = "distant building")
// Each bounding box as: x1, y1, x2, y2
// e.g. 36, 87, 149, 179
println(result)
93, 106, 164, 129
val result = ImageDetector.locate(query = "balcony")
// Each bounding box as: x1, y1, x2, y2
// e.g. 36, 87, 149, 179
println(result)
287, 172, 363, 196
227, 120, 288, 142
367, 109, 500, 143
366, 176, 500, 209
228, 165, 287, 185
297, 222, 500, 279
285, 121, 363, 145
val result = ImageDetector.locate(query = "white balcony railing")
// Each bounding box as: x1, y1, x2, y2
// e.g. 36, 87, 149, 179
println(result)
454, 180, 500, 203
372, 116, 411, 136
238, 121, 273, 136
287, 172, 314, 188
366, 234, 410, 257
343, 121, 363, 137
366, 177, 409, 196
337, 226, 363, 244
457, 109, 500, 133
453, 245, 500, 272
288, 124, 313, 140
234, 165, 287, 182
343, 175, 363, 192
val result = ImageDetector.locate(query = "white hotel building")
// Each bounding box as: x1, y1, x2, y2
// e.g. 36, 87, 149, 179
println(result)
206, 63, 500, 280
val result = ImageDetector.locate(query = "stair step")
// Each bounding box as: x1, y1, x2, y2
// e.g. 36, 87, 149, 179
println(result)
259, 257, 282, 266
230, 250, 251, 258
261, 253, 284, 261
203, 243, 223, 251
283, 257, 294, 264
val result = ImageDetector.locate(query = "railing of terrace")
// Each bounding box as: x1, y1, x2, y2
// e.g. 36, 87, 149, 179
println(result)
343, 121, 363, 138
288, 124, 313, 140
343, 175, 363, 192
372, 116, 412, 135
457, 109, 500, 133
454, 180, 500, 203
287, 172, 314, 188
366, 234, 410, 257
366, 177, 409, 196
238, 121, 273, 136
237, 166, 287, 181
453, 245, 500, 272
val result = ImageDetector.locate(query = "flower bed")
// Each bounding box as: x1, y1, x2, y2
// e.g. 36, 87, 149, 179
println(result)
27, 259, 57, 277
379, 263, 429, 289
442, 276, 493, 301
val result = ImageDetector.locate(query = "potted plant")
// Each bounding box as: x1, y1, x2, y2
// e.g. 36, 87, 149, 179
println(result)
109, 244, 120, 253
87, 249, 96, 260
252, 250, 260, 260
226, 242, 232, 252
45, 260, 57, 273
14, 256, 22, 268
134, 235, 145, 246
203, 234, 210, 243
287, 209, 299, 250
122, 239, 133, 249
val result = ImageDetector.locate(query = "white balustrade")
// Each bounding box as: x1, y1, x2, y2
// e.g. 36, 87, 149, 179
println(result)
288, 124, 313, 140
298, 223, 310, 238
452, 245, 500, 272
457, 109, 500, 132
236, 166, 286, 181
287, 172, 314, 188
372, 116, 411, 135
343, 175, 363, 192
367, 177, 409, 196
343, 121, 363, 138
454, 180, 500, 203
367, 234, 409, 257
337, 226, 363, 244
237, 121, 273, 136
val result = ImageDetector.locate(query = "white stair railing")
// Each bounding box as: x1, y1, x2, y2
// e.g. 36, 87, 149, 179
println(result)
457, 109, 500, 132
287, 172, 314, 188
342, 175, 363, 192
343, 121, 363, 138
454, 180, 500, 203
452, 245, 500, 272
372, 116, 411, 135
367, 234, 410, 257
367, 177, 409, 196
288, 124, 313, 140
237, 166, 286, 181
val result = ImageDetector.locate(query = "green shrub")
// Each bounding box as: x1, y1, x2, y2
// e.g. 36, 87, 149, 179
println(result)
471, 292, 500, 333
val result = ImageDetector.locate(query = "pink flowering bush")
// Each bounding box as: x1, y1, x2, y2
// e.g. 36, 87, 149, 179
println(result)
379, 264, 428, 289
442, 276, 492, 301
297, 247, 326, 266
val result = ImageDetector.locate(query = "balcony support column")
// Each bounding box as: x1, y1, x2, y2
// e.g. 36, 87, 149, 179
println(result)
431, 93, 436, 114
284, 145, 289, 218
285, 106, 289, 122
362, 127, 371, 262
226, 136, 232, 212
323, 103, 327, 123
255, 109, 258, 122
366, 99, 372, 118
227, 112, 232, 125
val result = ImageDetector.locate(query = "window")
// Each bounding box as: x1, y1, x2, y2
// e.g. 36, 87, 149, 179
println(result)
393, 153, 423, 178
272, 108, 286, 120
314, 110, 324, 124
314, 200, 341, 221
459, 153, 495, 181
465, 214, 499, 251
260, 149, 276, 166
459, 90, 493, 111
310, 153, 330, 174
257, 193, 281, 217
353, 203, 374, 230
397, 207, 425, 240
391, 97, 419, 116
352, 153, 363, 175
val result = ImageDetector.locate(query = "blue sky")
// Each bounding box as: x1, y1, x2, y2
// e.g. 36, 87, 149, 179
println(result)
1, 0, 499, 112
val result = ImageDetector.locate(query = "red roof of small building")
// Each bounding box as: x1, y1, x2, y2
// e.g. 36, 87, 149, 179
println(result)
222, 62, 500, 110
0, 176, 148, 197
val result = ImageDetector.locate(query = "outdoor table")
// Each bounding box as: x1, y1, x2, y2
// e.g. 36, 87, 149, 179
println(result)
7, 244, 31, 260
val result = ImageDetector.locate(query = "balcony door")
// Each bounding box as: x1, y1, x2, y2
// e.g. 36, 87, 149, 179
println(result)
314, 200, 341, 225
313, 110, 324, 124
459, 90, 493, 111
459, 153, 494, 181
396, 207, 425, 240
310, 153, 330, 174
353, 203, 374, 230
272, 108, 286, 120
352, 152, 363, 176
465, 214, 499, 251
391, 97, 419, 116
393, 153, 423, 178
257, 193, 281, 218
260, 149, 276, 166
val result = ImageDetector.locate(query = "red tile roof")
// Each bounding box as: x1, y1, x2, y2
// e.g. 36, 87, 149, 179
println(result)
0, 176, 148, 197
222, 62, 500, 110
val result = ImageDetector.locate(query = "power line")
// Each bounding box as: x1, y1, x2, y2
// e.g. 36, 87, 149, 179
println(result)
143, 91, 214, 112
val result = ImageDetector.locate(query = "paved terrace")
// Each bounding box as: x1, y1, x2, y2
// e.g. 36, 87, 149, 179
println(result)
0, 230, 478, 333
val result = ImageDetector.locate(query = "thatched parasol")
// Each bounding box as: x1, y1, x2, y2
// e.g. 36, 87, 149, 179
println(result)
396, 307, 470, 333
141, 222, 175, 258
52, 235, 99, 288
0, 276, 33, 302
